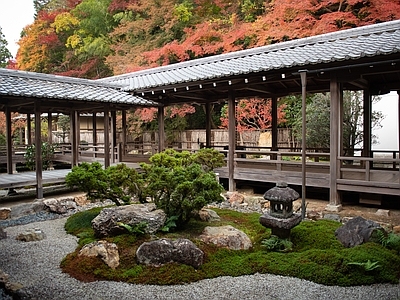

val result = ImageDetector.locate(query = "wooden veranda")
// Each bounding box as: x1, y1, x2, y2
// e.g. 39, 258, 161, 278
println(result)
1, 21, 400, 209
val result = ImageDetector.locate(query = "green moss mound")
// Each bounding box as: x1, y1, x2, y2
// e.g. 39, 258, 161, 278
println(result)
62, 208, 400, 286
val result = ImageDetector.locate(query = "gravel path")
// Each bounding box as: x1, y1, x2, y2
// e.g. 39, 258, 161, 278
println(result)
1, 217, 400, 299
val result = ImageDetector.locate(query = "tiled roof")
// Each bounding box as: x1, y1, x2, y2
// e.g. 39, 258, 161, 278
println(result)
0, 68, 157, 106
100, 20, 400, 91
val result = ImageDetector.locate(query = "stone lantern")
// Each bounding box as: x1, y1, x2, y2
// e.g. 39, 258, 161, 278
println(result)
259, 182, 302, 239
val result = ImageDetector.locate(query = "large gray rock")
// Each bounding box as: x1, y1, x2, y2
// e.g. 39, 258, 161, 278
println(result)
199, 225, 252, 250
79, 240, 120, 269
92, 203, 166, 237
335, 216, 383, 248
136, 238, 204, 268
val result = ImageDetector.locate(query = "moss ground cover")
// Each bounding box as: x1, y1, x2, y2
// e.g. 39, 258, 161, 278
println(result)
61, 207, 400, 286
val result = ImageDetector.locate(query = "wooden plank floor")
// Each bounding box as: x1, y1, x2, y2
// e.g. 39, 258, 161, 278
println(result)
0, 169, 71, 189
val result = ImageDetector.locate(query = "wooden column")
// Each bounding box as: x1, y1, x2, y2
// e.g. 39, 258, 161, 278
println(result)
121, 109, 127, 161
26, 114, 32, 145
228, 91, 236, 192
299, 71, 307, 219
205, 102, 212, 148
5, 107, 13, 174
70, 111, 79, 167
158, 106, 165, 152
104, 107, 110, 168
47, 112, 53, 144
363, 89, 371, 158
92, 112, 97, 146
111, 110, 117, 163
327, 75, 343, 211
35, 101, 43, 199
271, 97, 278, 161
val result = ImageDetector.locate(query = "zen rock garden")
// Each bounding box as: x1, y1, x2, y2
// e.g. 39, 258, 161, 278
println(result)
0, 185, 394, 272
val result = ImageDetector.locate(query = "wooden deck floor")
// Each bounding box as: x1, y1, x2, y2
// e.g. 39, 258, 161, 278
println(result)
0, 169, 72, 189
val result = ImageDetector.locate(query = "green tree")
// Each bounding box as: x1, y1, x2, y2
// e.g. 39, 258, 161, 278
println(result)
291, 92, 383, 155
0, 26, 12, 68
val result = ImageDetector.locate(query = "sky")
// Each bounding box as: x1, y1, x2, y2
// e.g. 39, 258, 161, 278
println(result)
0, 0, 399, 151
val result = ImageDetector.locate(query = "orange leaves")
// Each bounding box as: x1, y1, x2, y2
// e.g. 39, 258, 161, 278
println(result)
220, 98, 286, 132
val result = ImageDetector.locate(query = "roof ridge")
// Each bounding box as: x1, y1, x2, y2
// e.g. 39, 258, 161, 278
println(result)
100, 20, 400, 82
0, 68, 116, 88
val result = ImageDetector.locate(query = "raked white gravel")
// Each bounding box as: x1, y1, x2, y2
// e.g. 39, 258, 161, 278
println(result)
1, 217, 400, 300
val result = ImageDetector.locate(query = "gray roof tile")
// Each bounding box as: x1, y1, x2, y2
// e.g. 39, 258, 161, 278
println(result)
0, 68, 157, 106
100, 20, 400, 91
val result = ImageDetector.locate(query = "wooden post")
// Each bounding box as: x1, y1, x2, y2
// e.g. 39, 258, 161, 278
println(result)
271, 96, 278, 159
299, 71, 307, 219
35, 101, 43, 200
205, 102, 212, 148
121, 109, 127, 161
70, 111, 79, 167
363, 89, 371, 158
92, 112, 97, 158
26, 113, 32, 145
228, 91, 236, 192
111, 110, 117, 163
327, 75, 343, 211
47, 112, 53, 144
158, 106, 165, 152
5, 107, 13, 174
104, 107, 110, 168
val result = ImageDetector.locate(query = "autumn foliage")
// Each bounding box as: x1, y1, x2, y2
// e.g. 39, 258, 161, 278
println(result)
15, 0, 400, 77
220, 98, 286, 132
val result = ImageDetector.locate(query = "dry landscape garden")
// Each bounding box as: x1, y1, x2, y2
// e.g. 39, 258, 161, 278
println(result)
60, 149, 400, 286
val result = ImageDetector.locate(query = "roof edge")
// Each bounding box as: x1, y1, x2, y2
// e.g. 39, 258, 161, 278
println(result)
99, 20, 400, 82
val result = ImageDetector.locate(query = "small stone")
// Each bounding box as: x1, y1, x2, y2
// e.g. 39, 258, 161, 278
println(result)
375, 209, 390, 217
392, 225, 400, 234
228, 192, 245, 205
74, 194, 90, 206
0, 208, 11, 220
0, 227, 6, 240
323, 213, 341, 222
16, 229, 45, 242
198, 209, 220, 222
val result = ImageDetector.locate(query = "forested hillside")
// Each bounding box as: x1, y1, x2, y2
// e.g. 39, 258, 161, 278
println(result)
16, 0, 400, 79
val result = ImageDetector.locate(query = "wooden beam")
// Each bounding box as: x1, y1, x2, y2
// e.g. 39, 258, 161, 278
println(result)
228, 91, 236, 192
35, 101, 43, 199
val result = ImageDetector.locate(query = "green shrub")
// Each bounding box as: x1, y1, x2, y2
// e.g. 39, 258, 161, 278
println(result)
140, 149, 224, 228
261, 235, 293, 252
65, 162, 108, 200
24, 142, 56, 170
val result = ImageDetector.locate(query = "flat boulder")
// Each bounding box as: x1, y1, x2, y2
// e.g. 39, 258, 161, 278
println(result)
91, 203, 166, 237
199, 225, 252, 250
136, 238, 204, 268
335, 216, 383, 248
